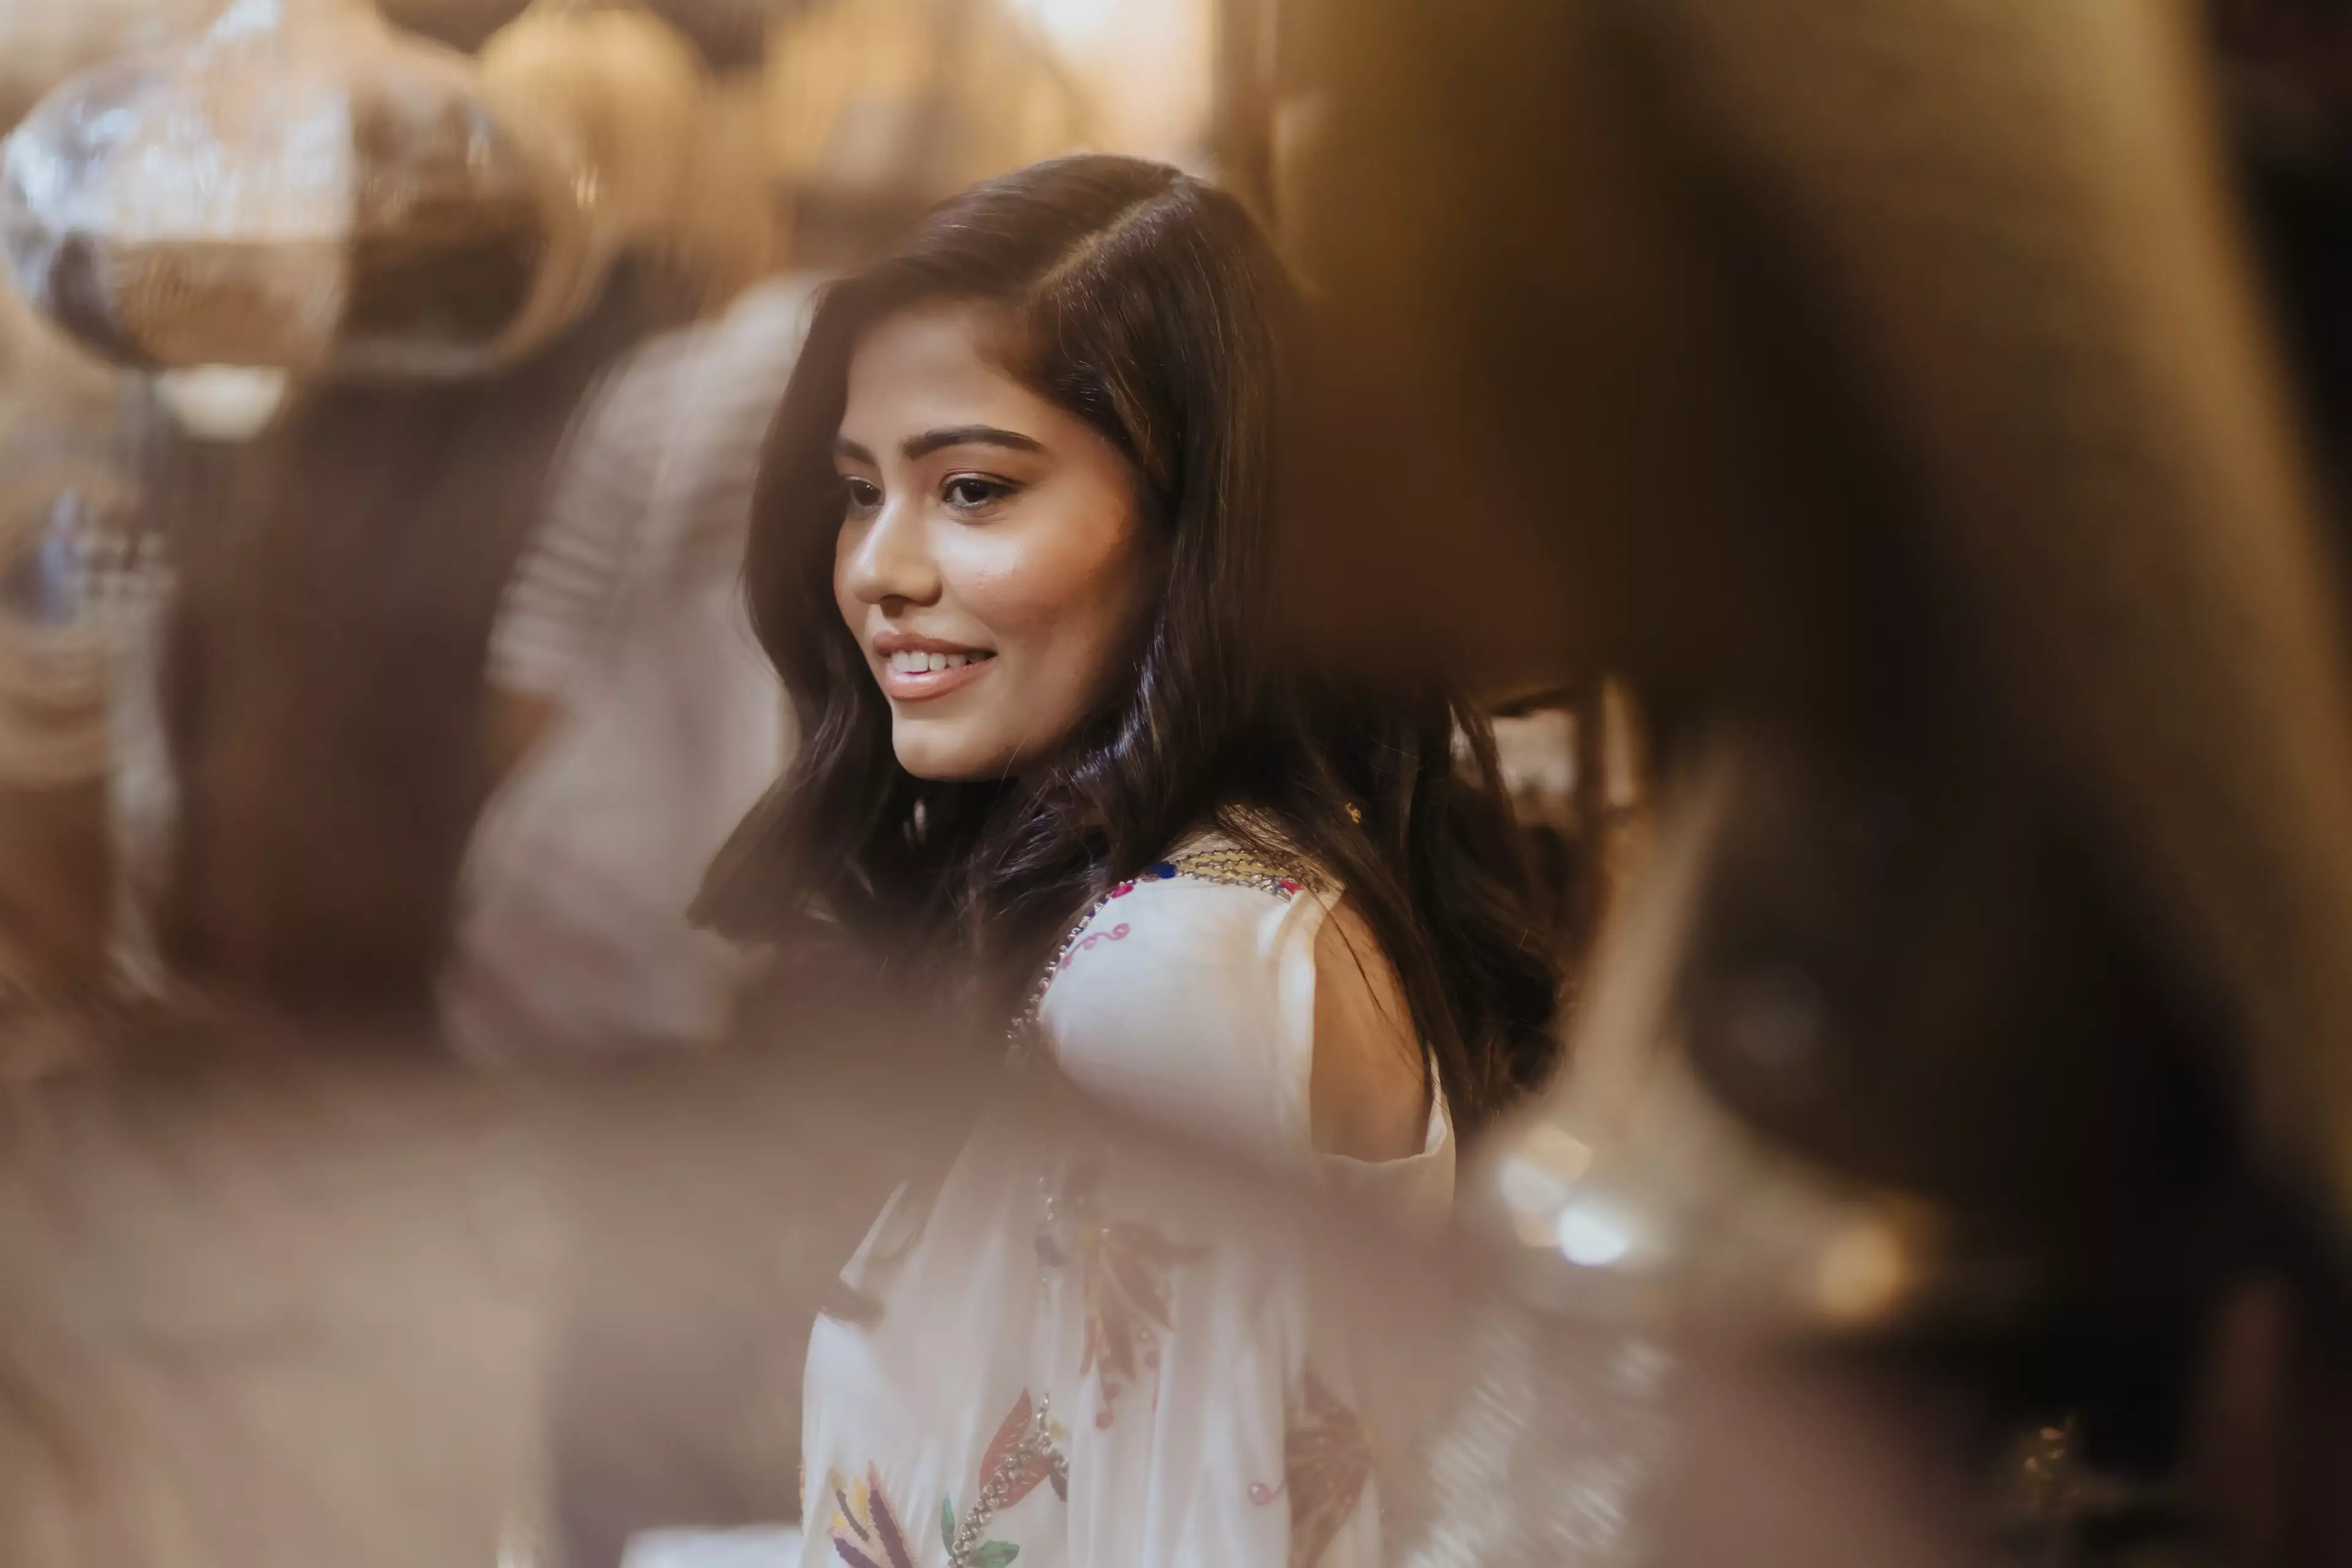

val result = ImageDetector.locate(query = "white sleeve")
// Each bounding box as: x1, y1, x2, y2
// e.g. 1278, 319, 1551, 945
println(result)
486, 338, 687, 698
488, 276, 820, 699
1038, 871, 1458, 1219
1037, 877, 1327, 1167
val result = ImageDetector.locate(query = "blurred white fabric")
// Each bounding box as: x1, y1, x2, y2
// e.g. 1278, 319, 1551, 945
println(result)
442, 273, 820, 1063
622, 1526, 803, 1568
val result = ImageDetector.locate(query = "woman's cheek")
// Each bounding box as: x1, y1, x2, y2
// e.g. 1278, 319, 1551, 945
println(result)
937, 527, 1087, 641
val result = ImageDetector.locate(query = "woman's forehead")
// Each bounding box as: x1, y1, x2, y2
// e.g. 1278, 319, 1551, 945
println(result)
842, 304, 1042, 431
837, 301, 1122, 468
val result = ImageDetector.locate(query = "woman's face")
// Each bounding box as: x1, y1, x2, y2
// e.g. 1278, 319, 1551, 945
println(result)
833, 301, 1156, 781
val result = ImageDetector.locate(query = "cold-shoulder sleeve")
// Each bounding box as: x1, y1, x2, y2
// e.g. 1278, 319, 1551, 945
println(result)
1037, 862, 1322, 1166
1036, 855, 1453, 1219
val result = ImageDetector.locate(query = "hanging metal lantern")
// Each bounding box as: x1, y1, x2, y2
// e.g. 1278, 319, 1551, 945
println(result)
0, 0, 606, 385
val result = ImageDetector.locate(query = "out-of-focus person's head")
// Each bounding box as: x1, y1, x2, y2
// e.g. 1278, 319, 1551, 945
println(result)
1273, 0, 2352, 1197
704, 154, 1561, 1125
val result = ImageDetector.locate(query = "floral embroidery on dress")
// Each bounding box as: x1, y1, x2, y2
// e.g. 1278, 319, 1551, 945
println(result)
1249, 1373, 1375, 1567
1055, 922, 1130, 971
940, 1390, 1069, 1568
977, 1389, 1070, 1509
827, 1465, 921, 1568
1054, 853, 1303, 976
1035, 1159, 1208, 1428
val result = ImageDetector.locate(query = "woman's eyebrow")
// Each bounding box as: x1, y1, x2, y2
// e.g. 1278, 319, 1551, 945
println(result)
832, 437, 879, 467
903, 425, 1046, 461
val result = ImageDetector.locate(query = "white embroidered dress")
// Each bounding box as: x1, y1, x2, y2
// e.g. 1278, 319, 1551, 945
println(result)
797, 843, 1453, 1568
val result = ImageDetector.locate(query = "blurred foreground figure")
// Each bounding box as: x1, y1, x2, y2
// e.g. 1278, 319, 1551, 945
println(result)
1283, 0, 2352, 1561
0, 1015, 1898, 1568
0, 1017, 920, 1568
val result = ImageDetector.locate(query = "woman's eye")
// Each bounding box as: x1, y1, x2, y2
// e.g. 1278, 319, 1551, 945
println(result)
841, 477, 882, 510
943, 475, 1015, 512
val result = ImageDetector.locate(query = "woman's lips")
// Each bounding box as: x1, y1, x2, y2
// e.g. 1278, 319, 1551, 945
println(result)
875, 647, 996, 702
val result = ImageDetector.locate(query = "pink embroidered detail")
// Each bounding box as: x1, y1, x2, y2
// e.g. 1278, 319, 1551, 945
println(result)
1038, 1161, 1208, 1430
1055, 921, 1132, 971
1272, 1374, 1374, 1567
1012, 848, 1309, 1047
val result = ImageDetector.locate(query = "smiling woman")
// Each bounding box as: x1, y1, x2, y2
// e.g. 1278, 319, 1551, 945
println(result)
829, 301, 1156, 780
697, 154, 1562, 1568
701, 156, 1562, 1112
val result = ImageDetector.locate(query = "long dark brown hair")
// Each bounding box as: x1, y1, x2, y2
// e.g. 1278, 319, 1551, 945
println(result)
701, 155, 1559, 1129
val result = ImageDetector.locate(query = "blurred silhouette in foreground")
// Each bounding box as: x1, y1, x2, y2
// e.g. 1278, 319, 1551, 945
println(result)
1281, 0, 2352, 1561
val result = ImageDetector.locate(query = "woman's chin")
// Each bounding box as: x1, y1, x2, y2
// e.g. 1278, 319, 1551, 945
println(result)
891, 726, 1010, 783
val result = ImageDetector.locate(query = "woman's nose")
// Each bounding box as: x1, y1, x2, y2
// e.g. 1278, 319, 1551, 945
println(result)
842, 494, 941, 608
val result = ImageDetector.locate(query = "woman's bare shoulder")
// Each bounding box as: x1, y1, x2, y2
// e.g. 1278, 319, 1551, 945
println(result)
1310, 900, 1430, 1163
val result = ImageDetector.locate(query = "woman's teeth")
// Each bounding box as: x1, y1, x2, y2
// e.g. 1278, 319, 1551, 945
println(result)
888, 649, 990, 674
